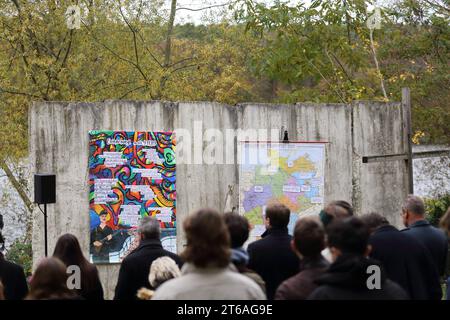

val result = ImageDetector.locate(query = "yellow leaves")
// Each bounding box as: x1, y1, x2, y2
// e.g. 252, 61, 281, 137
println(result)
412, 131, 425, 145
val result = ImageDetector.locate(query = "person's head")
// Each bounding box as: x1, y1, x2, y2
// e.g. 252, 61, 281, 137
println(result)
53, 233, 88, 268
223, 212, 250, 248
53, 234, 97, 292
326, 217, 371, 262
320, 200, 353, 227
291, 217, 325, 259
360, 212, 389, 234
401, 194, 426, 227
181, 208, 230, 268
139, 216, 161, 240
148, 256, 181, 289
27, 257, 74, 300
439, 207, 450, 236
264, 204, 290, 229
99, 211, 108, 224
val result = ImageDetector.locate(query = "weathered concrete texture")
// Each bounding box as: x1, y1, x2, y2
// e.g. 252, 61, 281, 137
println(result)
29, 100, 409, 299
352, 101, 407, 226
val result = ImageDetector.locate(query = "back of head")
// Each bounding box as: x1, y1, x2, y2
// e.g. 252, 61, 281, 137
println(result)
149, 256, 181, 289
265, 204, 290, 228
53, 233, 96, 292
181, 208, 230, 268
326, 217, 370, 255
53, 233, 87, 268
360, 212, 389, 234
223, 212, 249, 248
327, 200, 353, 218
403, 194, 425, 216
293, 217, 325, 258
321, 200, 353, 226
28, 257, 73, 300
139, 216, 161, 240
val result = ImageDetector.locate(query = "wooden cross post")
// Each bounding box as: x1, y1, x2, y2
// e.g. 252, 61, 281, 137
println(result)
362, 88, 450, 194
403, 87, 414, 194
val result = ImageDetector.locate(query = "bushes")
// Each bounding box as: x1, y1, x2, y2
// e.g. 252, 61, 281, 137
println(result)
425, 194, 450, 227
5, 237, 32, 276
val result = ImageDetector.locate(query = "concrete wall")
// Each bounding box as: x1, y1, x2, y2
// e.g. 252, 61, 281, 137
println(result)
29, 100, 408, 299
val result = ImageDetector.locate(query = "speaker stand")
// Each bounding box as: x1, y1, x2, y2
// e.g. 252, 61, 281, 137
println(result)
44, 203, 48, 257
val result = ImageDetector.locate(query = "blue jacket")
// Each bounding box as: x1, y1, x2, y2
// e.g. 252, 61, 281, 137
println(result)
370, 225, 442, 300
248, 227, 299, 300
402, 220, 448, 277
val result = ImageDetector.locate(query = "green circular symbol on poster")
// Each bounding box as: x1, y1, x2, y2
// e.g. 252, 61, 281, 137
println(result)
164, 148, 175, 166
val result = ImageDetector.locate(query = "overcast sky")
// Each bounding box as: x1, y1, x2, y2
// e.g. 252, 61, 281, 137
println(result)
171, 0, 304, 24
170, 0, 379, 25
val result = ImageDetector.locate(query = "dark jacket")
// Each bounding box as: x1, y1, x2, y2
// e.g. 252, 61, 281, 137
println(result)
401, 220, 448, 276
369, 225, 442, 300
0, 253, 28, 300
113, 238, 182, 300
275, 255, 329, 300
308, 254, 408, 300
247, 227, 299, 300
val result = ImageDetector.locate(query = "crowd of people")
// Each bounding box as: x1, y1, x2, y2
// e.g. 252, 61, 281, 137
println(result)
0, 194, 449, 300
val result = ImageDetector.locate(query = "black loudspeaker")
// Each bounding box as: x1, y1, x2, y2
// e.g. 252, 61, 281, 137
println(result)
34, 174, 56, 204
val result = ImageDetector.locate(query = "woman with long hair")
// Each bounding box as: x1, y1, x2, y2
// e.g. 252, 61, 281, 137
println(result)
26, 257, 77, 300
53, 233, 104, 300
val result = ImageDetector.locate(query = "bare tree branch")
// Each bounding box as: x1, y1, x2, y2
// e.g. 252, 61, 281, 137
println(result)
176, 1, 233, 12
0, 158, 33, 213
369, 29, 388, 100
0, 87, 42, 99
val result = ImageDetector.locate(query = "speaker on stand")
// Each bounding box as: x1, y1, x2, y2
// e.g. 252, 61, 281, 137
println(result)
34, 174, 56, 257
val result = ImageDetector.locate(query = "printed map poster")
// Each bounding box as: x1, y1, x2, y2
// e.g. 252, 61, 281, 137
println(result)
89, 131, 176, 264
239, 142, 325, 241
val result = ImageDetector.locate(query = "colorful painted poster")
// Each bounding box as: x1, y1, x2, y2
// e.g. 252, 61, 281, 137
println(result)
239, 142, 325, 242
88, 131, 176, 264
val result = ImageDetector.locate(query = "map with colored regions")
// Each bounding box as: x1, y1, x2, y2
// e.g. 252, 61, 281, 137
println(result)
239, 142, 325, 240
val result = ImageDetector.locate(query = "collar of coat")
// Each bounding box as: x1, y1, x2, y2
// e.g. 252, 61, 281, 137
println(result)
261, 226, 289, 238
408, 219, 431, 228
299, 255, 329, 271
373, 224, 399, 234
136, 238, 163, 250
181, 262, 238, 275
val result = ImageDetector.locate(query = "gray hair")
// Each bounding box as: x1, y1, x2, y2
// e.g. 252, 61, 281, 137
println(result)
149, 256, 181, 289
403, 194, 425, 216
360, 212, 389, 233
139, 216, 161, 239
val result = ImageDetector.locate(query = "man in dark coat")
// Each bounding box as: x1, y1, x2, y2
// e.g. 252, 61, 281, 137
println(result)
248, 204, 299, 300
114, 217, 182, 300
400, 195, 448, 277
0, 232, 29, 300
362, 213, 442, 300
308, 217, 408, 300
275, 217, 329, 300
